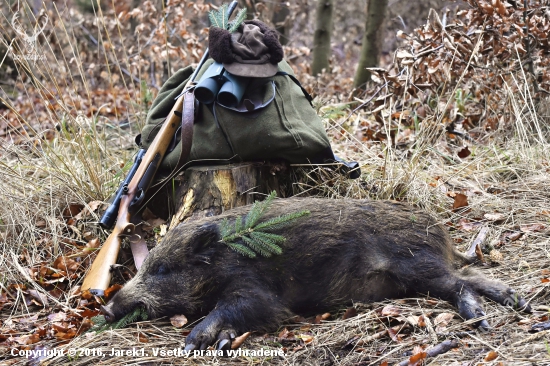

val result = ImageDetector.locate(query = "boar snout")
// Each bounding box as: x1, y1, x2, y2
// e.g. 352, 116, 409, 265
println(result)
100, 304, 116, 323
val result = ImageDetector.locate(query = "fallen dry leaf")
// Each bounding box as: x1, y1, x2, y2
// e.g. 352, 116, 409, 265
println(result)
418, 315, 432, 328
63, 204, 84, 219
503, 231, 522, 242
342, 307, 358, 320
170, 314, 188, 328
53, 256, 80, 274
409, 350, 427, 365
452, 193, 469, 210
231, 331, 251, 349
104, 284, 123, 300
457, 146, 471, 159
298, 334, 314, 343
434, 312, 454, 332
86, 238, 100, 249
74, 200, 103, 220
406, 315, 420, 326
484, 213, 506, 221
137, 332, 149, 343
278, 328, 295, 340
27, 289, 49, 307
520, 223, 545, 233
381, 305, 402, 317
47, 312, 67, 322
457, 218, 482, 232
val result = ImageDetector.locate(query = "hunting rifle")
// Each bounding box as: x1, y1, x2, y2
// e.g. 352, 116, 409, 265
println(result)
81, 1, 239, 295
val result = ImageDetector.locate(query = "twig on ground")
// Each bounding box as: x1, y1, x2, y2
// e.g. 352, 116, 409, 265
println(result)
531, 320, 550, 332
466, 226, 489, 260
397, 339, 459, 366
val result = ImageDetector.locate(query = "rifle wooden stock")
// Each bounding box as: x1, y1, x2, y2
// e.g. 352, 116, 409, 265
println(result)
81, 96, 185, 295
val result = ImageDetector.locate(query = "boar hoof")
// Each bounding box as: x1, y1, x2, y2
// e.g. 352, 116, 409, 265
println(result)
216, 329, 236, 351
183, 344, 196, 351
456, 288, 490, 330
184, 316, 237, 351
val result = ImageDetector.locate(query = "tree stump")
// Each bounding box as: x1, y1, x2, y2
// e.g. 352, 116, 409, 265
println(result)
169, 162, 293, 227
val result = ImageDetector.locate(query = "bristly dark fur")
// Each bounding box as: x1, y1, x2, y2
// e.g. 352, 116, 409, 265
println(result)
103, 198, 530, 349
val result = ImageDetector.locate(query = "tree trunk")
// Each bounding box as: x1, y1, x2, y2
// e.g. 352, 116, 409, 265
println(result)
130, 0, 141, 33
353, 0, 388, 90
311, 0, 334, 76
271, 0, 290, 46
169, 162, 293, 227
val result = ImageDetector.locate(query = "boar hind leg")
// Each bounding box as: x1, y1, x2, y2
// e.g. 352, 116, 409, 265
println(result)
458, 268, 531, 312
423, 275, 490, 329
184, 287, 289, 351
425, 270, 530, 330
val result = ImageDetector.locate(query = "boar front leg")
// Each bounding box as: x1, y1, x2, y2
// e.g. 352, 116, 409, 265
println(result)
184, 286, 289, 351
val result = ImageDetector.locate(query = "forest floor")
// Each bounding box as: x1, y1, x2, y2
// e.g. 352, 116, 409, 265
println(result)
1, 0, 550, 365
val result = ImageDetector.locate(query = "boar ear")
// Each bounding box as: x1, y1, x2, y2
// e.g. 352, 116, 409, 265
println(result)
188, 223, 220, 255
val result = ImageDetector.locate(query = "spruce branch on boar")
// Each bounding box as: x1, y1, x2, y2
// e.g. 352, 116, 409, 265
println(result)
220, 191, 310, 258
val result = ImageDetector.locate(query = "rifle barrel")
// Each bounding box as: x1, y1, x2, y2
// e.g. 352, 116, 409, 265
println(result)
99, 149, 146, 229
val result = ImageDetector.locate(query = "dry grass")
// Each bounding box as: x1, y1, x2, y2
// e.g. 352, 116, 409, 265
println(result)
1, 0, 550, 365
3, 92, 549, 365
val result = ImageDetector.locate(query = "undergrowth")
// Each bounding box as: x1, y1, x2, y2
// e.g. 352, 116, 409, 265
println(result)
0, 0, 549, 364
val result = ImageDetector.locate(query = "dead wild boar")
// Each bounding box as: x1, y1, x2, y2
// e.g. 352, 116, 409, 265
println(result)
101, 198, 530, 350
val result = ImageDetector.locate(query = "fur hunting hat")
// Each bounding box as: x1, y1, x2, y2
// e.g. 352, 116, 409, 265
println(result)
209, 20, 284, 78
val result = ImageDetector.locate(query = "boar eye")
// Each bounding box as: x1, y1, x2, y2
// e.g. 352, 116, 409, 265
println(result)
155, 264, 170, 275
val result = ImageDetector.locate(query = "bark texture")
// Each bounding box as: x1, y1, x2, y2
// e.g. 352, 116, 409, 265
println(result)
169, 162, 292, 227
353, 0, 388, 89
311, 0, 334, 75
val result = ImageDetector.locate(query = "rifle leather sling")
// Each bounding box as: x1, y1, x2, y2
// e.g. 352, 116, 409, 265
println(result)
131, 91, 195, 268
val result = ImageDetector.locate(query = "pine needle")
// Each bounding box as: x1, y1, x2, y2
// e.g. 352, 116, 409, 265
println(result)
208, 3, 229, 30
250, 231, 284, 255
245, 191, 276, 228
209, 3, 245, 33
242, 235, 272, 257
220, 191, 310, 258
254, 210, 311, 231
226, 242, 257, 258
228, 8, 247, 33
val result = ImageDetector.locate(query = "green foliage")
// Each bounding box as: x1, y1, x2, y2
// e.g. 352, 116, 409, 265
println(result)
220, 191, 310, 258
454, 88, 472, 114
140, 80, 153, 113
208, 3, 228, 29
209, 3, 246, 32
228, 8, 247, 33
89, 307, 148, 333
